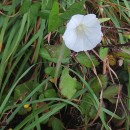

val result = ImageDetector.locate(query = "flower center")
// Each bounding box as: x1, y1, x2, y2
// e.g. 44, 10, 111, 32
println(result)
76, 24, 86, 34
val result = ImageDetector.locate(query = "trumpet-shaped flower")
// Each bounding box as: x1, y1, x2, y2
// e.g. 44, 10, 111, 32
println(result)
62, 14, 103, 52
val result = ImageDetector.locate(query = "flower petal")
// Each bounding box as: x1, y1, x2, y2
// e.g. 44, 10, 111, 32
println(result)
84, 27, 103, 47
71, 35, 85, 52
86, 20, 102, 33
62, 29, 77, 49
70, 34, 94, 52
82, 14, 100, 27
83, 37, 95, 51
66, 14, 84, 30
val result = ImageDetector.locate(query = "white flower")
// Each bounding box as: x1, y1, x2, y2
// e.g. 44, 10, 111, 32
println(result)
62, 14, 103, 52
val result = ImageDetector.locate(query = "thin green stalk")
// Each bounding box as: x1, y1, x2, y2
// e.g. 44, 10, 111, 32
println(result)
5, 13, 28, 62
1, 77, 50, 130
33, 19, 45, 63
23, 103, 66, 130
0, 16, 9, 86
0, 65, 35, 114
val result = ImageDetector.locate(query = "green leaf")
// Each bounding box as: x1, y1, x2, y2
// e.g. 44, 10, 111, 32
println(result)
0, 16, 4, 28
80, 93, 97, 120
40, 0, 54, 19
45, 67, 55, 77
14, 81, 35, 100
28, 2, 41, 25
60, 1, 85, 20
99, 47, 109, 60
0, 95, 14, 108
39, 94, 45, 100
40, 44, 70, 64
0, 5, 14, 12
45, 66, 62, 77
89, 75, 107, 95
75, 81, 82, 90
20, 0, 31, 13
44, 89, 57, 98
50, 116, 64, 130
60, 68, 77, 99
76, 52, 99, 68
103, 85, 118, 103
99, 18, 110, 23
43, 0, 54, 10
48, 1, 63, 32
39, 9, 50, 19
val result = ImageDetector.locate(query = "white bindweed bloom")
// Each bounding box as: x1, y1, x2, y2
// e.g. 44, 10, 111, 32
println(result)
62, 14, 103, 52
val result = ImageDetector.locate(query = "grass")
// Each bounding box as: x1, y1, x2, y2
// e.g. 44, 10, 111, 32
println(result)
0, 0, 130, 130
